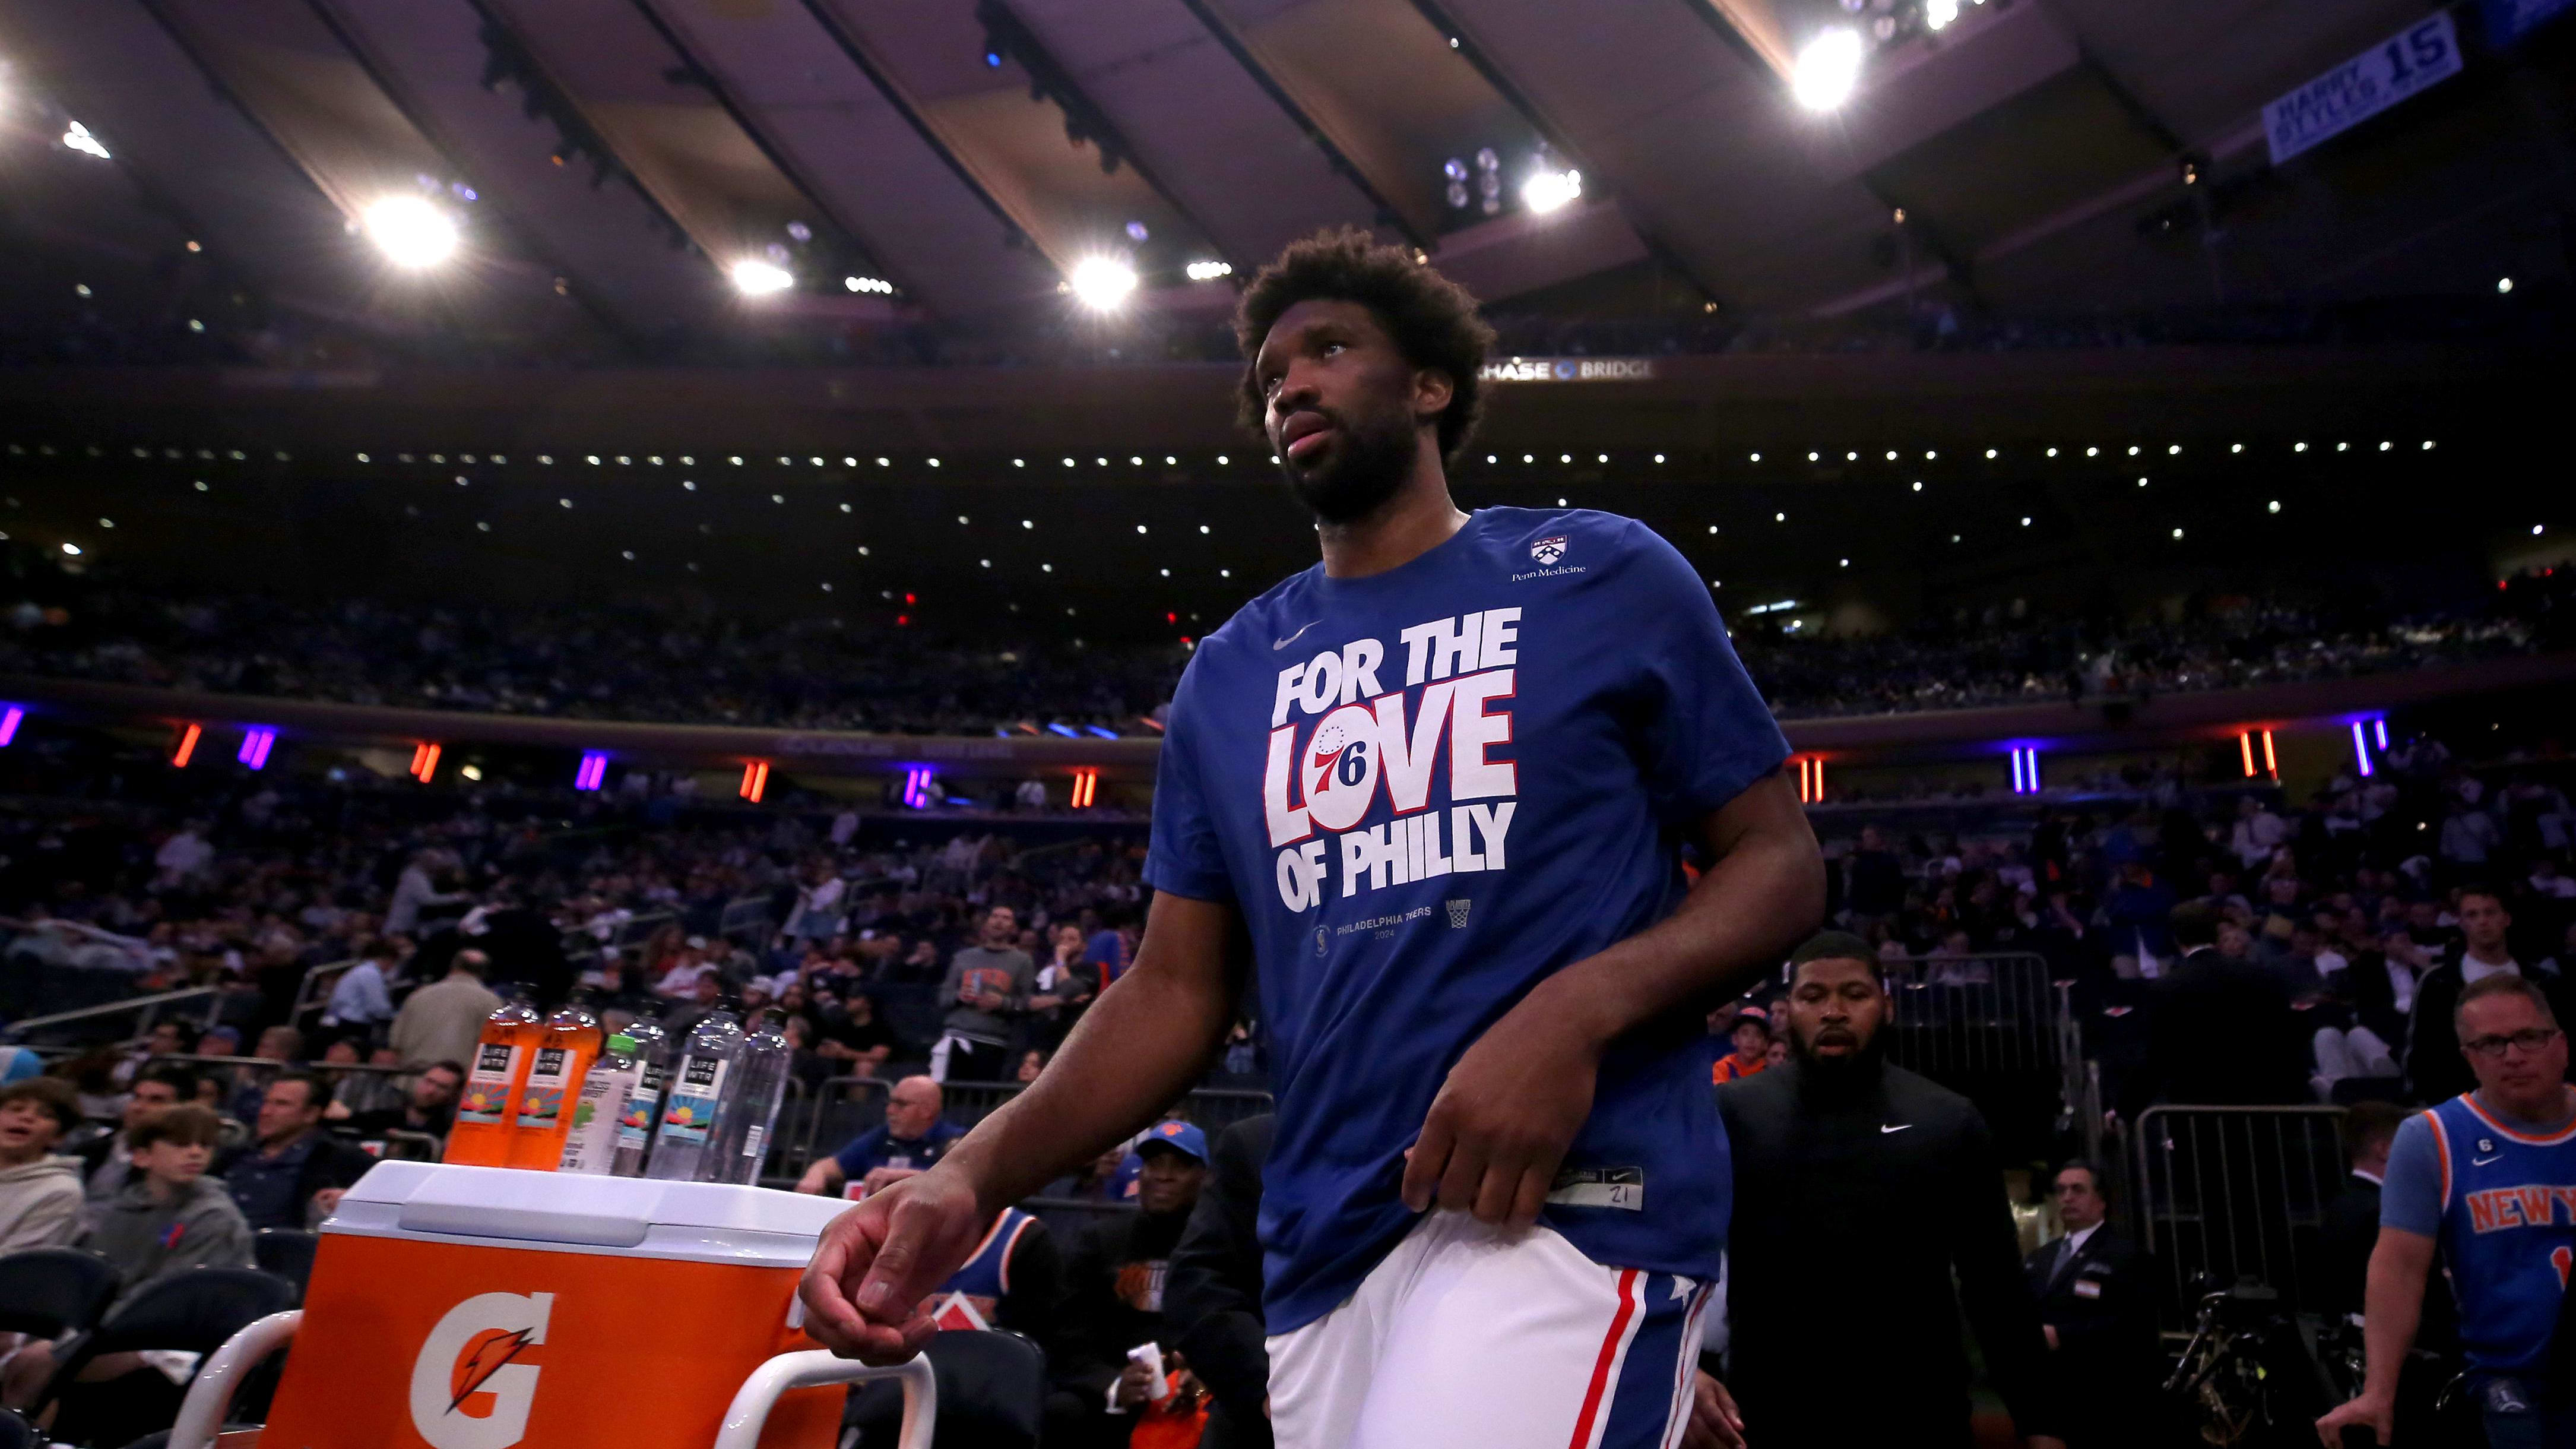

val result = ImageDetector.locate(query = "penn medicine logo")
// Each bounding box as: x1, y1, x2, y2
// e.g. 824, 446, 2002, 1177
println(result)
409, 1291, 552, 1449
1530, 536, 1568, 565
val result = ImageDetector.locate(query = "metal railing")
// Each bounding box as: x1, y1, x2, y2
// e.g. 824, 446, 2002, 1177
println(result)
2133, 1104, 2350, 1324
286, 958, 362, 1032
719, 894, 779, 944
1880, 952, 2063, 1076
1, 986, 225, 1045
1880, 951, 2068, 1156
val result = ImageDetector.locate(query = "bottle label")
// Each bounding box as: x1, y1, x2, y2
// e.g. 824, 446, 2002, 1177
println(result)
515, 1046, 578, 1131
559, 1069, 629, 1173
616, 1062, 666, 1147
657, 1055, 728, 1148
455, 1042, 525, 1126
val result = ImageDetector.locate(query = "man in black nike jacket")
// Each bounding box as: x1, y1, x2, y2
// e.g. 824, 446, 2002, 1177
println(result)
1716, 932, 2065, 1449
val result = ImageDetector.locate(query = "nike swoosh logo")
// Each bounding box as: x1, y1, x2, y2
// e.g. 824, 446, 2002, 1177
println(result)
1273, 621, 1319, 650
1881, 1124, 1911, 1134
2474, 1154, 2504, 1166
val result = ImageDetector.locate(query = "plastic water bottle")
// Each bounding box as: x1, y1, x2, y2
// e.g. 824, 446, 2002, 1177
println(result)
646, 1004, 744, 1181
705, 1010, 791, 1187
608, 1013, 671, 1179
557, 1034, 641, 1175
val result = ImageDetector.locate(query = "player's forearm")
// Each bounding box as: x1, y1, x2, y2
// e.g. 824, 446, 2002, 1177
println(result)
1523, 774, 1823, 1050
2359, 1230, 2431, 1400
940, 897, 1240, 1214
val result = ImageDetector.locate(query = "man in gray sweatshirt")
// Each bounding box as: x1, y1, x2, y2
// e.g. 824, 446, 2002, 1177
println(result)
933, 906, 1036, 1083
0, 1077, 82, 1251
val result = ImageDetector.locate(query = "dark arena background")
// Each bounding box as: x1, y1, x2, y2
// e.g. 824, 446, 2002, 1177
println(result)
0, 0, 2571, 1445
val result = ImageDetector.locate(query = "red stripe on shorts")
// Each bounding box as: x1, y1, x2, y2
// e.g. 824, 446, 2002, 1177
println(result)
1567, 1268, 1643, 1449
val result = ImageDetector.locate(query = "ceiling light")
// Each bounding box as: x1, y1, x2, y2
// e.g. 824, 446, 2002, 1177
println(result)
1985, 448, 1997, 458
1186, 260, 1233, 282
844, 276, 892, 295
2046, 447, 2058, 457
730, 259, 793, 295
1924, 0, 1959, 28
2267, 501, 2280, 514
2231, 443, 2243, 453
2499, 277, 2515, 294
61, 543, 81, 556
63, 121, 111, 159
1522, 168, 1582, 214
1750, 453, 1761, 462
1070, 257, 1138, 311
1793, 29, 1864, 110
2172, 528, 2185, 539
1654, 454, 1666, 463
2086, 447, 2099, 457
363, 196, 460, 268
1217, 455, 1229, 464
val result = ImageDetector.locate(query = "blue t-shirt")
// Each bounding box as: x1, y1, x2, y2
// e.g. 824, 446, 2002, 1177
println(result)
834, 1119, 966, 1181
2384, 1094, 2576, 1374
1145, 507, 1789, 1331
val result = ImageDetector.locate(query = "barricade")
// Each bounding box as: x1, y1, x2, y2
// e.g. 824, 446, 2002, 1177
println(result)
795, 1075, 895, 1187
2133, 1104, 2350, 1323
1881, 952, 2065, 1157
0, 980, 223, 1046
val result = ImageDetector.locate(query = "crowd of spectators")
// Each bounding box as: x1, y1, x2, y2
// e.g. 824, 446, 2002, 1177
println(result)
5, 549, 2567, 735
0, 696, 2567, 1441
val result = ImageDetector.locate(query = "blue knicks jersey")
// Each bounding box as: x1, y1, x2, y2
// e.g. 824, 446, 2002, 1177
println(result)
2427, 1095, 2576, 1373
920, 1207, 1038, 1332
1147, 508, 1788, 1332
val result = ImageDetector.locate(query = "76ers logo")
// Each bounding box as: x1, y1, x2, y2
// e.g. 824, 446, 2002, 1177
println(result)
1531, 536, 1567, 564
1303, 705, 1382, 832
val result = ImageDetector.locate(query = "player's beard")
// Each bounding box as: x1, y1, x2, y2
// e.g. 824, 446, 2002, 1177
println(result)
1791, 1023, 1885, 1081
1277, 400, 1418, 525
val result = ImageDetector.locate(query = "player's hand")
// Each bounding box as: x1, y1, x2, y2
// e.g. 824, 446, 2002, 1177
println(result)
1683, 1372, 1744, 1449
1400, 997, 1601, 1225
2317, 1391, 2395, 1447
798, 1168, 986, 1363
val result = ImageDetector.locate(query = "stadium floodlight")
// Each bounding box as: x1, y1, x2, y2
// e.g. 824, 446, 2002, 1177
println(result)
1793, 29, 1864, 110
1522, 168, 1582, 214
363, 196, 459, 268
731, 259, 793, 296
1924, 0, 1960, 29
62, 121, 109, 159
1070, 257, 1138, 311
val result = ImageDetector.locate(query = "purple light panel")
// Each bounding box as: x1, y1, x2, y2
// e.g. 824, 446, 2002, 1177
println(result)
237, 728, 276, 771
2351, 722, 2374, 777
575, 752, 609, 790
0, 707, 20, 747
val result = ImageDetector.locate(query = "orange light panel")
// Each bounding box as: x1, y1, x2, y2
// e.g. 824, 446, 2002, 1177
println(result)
171, 722, 201, 768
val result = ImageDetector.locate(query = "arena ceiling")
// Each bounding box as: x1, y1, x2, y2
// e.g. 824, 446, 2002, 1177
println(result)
0, 0, 2565, 356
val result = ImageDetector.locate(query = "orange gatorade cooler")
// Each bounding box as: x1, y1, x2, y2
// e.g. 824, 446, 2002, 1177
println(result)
261, 1160, 854, 1449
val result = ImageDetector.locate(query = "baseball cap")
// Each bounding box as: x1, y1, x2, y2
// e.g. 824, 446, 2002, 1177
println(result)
1133, 1119, 1209, 1165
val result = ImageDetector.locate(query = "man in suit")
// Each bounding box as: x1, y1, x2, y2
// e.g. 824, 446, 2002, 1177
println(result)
2319, 1102, 2406, 1321
2143, 901, 2308, 1107
2026, 1161, 2158, 1449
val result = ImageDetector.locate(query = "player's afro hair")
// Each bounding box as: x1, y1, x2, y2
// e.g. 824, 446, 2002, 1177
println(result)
1234, 227, 1495, 466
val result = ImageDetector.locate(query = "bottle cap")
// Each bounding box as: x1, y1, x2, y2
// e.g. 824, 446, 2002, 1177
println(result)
608, 1034, 637, 1053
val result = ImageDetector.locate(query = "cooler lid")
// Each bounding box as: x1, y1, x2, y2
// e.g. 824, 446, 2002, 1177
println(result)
328, 1162, 847, 1265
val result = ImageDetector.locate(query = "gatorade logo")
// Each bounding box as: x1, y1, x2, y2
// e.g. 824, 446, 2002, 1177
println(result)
408, 1291, 552, 1449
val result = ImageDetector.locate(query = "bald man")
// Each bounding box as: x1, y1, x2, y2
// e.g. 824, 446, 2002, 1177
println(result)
799, 1075, 965, 1198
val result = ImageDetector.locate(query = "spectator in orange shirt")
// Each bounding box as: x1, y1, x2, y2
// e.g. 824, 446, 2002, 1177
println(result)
1714, 1008, 1773, 1083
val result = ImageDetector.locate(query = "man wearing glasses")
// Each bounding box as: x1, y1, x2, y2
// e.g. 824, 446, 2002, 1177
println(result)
2320, 974, 2576, 1448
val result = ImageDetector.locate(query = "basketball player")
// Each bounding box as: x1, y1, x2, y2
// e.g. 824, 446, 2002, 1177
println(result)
800, 228, 1824, 1448
2319, 973, 2576, 1448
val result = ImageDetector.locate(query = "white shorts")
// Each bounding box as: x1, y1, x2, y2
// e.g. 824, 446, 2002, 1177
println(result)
1267, 1210, 1713, 1449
